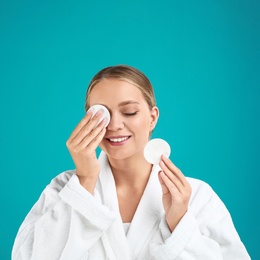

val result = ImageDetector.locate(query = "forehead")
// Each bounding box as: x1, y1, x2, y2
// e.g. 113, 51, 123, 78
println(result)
89, 79, 145, 106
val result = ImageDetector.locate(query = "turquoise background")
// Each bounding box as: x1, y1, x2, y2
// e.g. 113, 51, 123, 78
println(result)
1, 0, 259, 259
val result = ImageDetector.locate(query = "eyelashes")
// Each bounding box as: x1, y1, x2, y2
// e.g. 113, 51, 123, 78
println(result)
123, 111, 138, 116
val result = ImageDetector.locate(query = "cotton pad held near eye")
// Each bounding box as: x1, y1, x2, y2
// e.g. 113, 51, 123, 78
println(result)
144, 138, 171, 164
87, 104, 110, 127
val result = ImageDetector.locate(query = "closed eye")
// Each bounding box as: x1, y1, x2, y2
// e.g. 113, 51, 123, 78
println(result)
124, 112, 138, 116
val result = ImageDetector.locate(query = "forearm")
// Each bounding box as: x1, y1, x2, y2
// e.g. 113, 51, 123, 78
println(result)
12, 173, 116, 260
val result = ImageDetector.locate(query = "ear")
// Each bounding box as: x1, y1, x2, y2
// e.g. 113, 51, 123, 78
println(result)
149, 106, 159, 132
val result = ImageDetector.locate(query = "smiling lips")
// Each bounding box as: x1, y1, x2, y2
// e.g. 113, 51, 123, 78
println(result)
106, 136, 131, 145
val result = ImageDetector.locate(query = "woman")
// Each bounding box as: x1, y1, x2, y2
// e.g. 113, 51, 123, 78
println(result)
12, 65, 250, 259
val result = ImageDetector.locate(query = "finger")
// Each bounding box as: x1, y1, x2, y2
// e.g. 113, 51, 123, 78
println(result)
161, 155, 188, 187
159, 161, 183, 193
158, 170, 166, 186
68, 111, 93, 143
78, 118, 107, 150
88, 127, 107, 151
159, 171, 180, 198
158, 171, 170, 195
71, 111, 104, 146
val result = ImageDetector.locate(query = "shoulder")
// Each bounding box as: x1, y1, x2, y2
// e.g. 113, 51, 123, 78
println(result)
19, 170, 77, 222
186, 177, 213, 194
186, 177, 221, 206
186, 177, 229, 216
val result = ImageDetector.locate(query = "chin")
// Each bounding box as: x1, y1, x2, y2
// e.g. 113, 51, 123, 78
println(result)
101, 145, 144, 161
104, 151, 133, 160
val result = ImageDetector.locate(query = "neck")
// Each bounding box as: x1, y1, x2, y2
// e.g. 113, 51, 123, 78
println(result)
107, 151, 152, 189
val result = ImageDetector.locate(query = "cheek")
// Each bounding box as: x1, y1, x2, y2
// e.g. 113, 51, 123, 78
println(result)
99, 140, 106, 151
130, 115, 151, 135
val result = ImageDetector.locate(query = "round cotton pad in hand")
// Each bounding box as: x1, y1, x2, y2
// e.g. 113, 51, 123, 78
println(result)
144, 138, 171, 164
87, 104, 110, 127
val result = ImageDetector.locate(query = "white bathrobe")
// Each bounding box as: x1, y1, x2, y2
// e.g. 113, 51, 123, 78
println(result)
12, 152, 250, 260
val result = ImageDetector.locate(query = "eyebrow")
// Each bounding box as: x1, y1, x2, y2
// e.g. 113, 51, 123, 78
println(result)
118, 100, 140, 107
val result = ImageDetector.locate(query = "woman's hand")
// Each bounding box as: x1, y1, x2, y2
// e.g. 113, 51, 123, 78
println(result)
158, 155, 192, 232
66, 110, 107, 193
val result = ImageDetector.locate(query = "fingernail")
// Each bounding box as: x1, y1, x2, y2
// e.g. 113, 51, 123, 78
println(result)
95, 110, 103, 117
101, 117, 108, 126
162, 154, 169, 159
86, 110, 93, 116
160, 171, 165, 176
160, 161, 165, 166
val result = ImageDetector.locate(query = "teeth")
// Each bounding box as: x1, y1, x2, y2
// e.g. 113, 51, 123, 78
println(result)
109, 137, 128, 143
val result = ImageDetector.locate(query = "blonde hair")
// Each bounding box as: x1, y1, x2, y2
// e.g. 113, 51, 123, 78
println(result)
85, 65, 156, 111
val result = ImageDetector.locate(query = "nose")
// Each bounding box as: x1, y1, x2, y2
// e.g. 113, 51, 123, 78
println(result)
106, 112, 124, 131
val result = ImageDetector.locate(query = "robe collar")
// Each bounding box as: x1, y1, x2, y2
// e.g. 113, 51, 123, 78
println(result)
98, 151, 163, 259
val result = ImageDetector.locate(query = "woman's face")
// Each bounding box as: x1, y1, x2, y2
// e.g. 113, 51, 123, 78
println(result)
88, 78, 159, 160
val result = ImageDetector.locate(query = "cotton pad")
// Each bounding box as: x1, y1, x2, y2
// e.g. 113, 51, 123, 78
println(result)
87, 104, 110, 127
144, 138, 171, 164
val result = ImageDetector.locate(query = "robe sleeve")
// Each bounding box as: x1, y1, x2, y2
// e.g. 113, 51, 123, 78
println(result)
12, 172, 116, 260
149, 180, 251, 260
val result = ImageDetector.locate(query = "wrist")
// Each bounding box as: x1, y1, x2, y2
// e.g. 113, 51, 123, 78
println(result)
166, 211, 187, 232
77, 174, 98, 195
